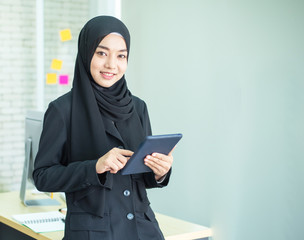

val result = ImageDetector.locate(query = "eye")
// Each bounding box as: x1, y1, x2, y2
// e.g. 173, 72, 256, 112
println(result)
96, 51, 106, 56
118, 54, 127, 59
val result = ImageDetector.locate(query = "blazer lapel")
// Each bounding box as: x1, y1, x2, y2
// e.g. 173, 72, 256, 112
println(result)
103, 117, 124, 144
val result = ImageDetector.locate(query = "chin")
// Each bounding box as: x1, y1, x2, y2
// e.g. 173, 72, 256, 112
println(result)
99, 81, 115, 88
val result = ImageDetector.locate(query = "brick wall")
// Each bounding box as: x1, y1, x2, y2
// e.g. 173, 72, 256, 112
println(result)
44, 0, 89, 106
0, 0, 90, 192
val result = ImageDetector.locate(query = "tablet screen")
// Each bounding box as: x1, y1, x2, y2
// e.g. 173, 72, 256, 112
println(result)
121, 133, 182, 175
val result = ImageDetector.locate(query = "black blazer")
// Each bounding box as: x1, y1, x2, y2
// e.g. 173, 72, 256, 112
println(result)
33, 92, 171, 240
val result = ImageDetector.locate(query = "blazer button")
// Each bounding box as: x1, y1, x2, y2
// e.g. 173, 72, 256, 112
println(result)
123, 190, 130, 197
127, 213, 134, 220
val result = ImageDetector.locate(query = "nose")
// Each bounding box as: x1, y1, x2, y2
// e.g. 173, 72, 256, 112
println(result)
105, 55, 116, 69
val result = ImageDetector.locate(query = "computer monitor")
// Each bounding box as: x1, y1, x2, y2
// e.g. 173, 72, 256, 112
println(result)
20, 110, 60, 206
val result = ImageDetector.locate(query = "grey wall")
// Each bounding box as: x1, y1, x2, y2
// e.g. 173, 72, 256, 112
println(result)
122, 1, 304, 239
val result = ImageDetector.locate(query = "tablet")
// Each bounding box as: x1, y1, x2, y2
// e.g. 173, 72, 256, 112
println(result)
121, 133, 182, 175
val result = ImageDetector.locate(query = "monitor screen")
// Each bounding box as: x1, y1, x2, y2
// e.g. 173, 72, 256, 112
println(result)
20, 110, 60, 206
25, 110, 44, 183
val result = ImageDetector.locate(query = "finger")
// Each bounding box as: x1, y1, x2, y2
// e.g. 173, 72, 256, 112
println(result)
151, 153, 164, 160
144, 158, 162, 175
104, 155, 124, 173
147, 154, 173, 175
104, 166, 111, 172
145, 155, 163, 167
108, 162, 120, 173
116, 154, 129, 166
145, 160, 168, 179
110, 157, 129, 173
116, 148, 134, 157
150, 153, 173, 164
145, 155, 170, 171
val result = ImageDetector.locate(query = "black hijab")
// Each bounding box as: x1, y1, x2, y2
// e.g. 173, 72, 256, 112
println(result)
70, 16, 145, 162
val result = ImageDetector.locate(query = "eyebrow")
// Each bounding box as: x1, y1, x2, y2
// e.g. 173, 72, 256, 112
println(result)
97, 45, 127, 52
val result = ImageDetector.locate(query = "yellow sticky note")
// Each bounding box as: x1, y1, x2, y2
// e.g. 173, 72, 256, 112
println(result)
51, 59, 63, 70
46, 73, 57, 84
60, 29, 72, 42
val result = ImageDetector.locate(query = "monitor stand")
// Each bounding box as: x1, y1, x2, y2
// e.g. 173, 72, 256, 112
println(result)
23, 198, 60, 206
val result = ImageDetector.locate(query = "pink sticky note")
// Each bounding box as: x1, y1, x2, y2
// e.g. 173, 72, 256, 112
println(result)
59, 75, 69, 85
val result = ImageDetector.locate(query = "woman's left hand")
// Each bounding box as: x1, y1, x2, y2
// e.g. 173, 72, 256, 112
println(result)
144, 148, 174, 181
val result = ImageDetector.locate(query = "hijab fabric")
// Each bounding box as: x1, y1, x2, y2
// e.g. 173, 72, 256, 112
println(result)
91, 79, 134, 122
70, 16, 144, 162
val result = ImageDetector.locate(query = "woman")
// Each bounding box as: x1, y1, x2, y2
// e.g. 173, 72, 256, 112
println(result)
33, 16, 173, 240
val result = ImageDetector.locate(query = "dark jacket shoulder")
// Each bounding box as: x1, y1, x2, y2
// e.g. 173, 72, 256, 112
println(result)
51, 91, 72, 112
46, 91, 72, 124
132, 95, 148, 114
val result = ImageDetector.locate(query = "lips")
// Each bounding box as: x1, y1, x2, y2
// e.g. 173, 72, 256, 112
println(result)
101, 72, 116, 80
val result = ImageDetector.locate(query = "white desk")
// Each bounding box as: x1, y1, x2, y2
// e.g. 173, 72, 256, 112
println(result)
0, 191, 212, 240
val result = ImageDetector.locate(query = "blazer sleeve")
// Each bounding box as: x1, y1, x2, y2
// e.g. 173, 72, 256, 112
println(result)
33, 101, 110, 194
137, 99, 172, 189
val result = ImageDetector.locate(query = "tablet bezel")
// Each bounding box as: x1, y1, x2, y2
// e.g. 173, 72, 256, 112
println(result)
121, 133, 182, 175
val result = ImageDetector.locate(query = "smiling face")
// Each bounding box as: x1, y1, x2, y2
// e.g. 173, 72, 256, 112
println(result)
90, 33, 128, 88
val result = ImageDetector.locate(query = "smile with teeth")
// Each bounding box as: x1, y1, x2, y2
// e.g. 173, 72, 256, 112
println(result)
103, 72, 114, 76
101, 72, 116, 79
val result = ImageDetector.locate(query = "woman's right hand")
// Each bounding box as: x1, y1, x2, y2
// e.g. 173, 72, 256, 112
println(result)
96, 148, 133, 174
